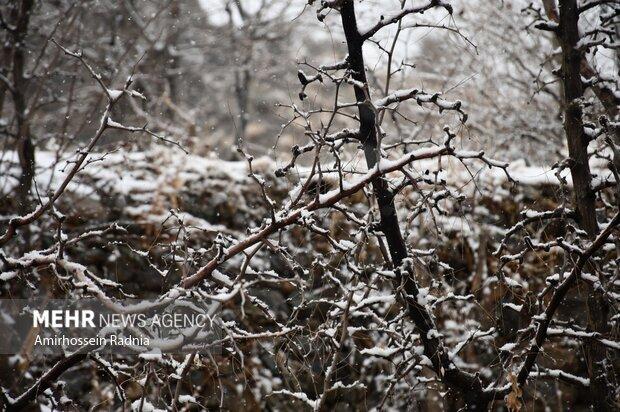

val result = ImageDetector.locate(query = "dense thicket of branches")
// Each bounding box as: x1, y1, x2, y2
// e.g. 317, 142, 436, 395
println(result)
0, 0, 618, 410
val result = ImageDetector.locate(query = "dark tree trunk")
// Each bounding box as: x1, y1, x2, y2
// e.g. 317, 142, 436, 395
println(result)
559, 0, 597, 237
558, 1, 614, 409
339, 1, 489, 409
234, 65, 250, 147
542, 0, 620, 145
10, 0, 35, 210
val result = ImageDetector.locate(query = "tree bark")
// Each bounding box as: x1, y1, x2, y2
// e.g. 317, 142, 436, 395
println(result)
339, 1, 489, 409
10, 0, 35, 210
542, 0, 620, 144
558, 1, 613, 409
559, 0, 598, 237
